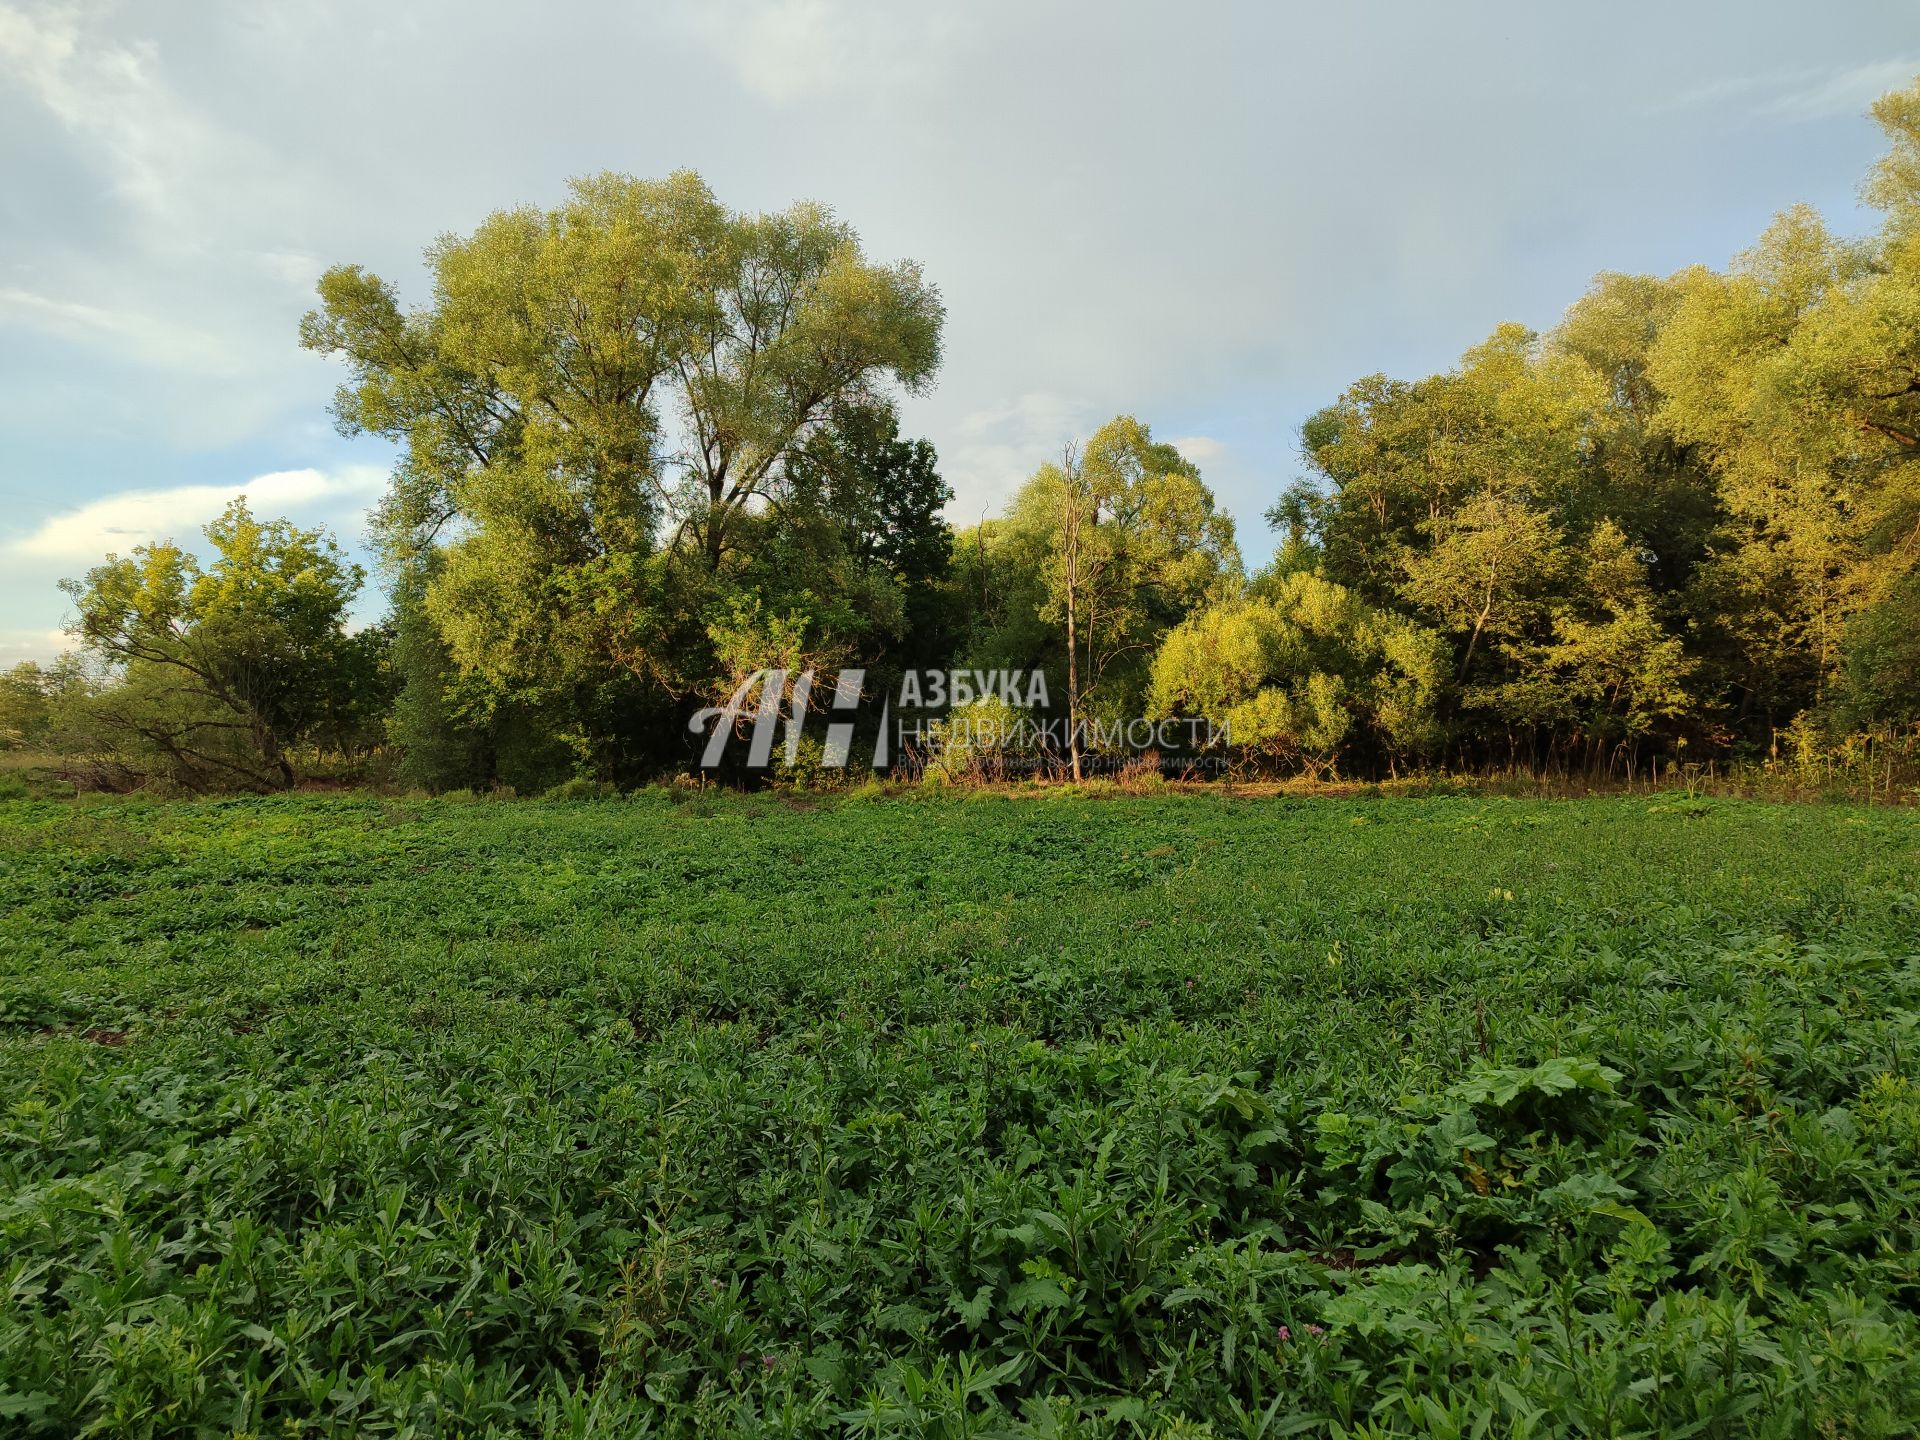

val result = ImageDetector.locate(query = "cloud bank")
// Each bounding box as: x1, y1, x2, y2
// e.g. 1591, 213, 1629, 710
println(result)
1, 0, 1915, 662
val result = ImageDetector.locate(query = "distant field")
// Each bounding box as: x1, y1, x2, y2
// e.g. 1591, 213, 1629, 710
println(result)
3, 792, 1918, 1436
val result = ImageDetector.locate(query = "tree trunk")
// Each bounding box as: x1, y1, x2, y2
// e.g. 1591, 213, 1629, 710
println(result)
255, 722, 296, 791
1457, 596, 1492, 685
1059, 447, 1085, 783
704, 501, 726, 571
1065, 563, 1082, 782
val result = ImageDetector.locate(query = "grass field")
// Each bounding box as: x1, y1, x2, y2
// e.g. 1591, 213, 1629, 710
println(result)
2, 791, 1918, 1437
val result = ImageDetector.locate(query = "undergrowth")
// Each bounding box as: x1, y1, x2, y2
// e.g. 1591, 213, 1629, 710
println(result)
1, 792, 1916, 1436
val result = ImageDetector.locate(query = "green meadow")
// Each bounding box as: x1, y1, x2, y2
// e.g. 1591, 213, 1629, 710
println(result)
3, 792, 1918, 1436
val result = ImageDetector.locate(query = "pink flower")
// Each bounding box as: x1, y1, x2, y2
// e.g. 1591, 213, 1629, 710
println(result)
1306, 1323, 1325, 1337
1276, 1325, 1291, 1343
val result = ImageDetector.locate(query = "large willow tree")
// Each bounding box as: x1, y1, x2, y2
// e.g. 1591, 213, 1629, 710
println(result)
301, 171, 943, 780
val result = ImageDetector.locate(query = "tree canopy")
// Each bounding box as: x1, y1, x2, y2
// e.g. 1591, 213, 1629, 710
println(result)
297, 171, 946, 786
34, 82, 1920, 790
61, 500, 377, 791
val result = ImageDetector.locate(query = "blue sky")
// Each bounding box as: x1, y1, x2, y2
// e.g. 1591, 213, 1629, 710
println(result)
3, 0, 1917, 663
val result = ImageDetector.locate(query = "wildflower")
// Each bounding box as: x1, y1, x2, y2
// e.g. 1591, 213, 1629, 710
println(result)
1306, 1323, 1325, 1337
1276, 1325, 1291, 1343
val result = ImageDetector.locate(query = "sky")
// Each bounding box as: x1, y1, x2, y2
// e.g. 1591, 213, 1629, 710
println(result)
2, 0, 1917, 664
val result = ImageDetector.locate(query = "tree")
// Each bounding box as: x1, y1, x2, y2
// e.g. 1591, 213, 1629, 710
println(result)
986, 416, 1240, 775
302, 172, 944, 781
61, 500, 366, 791
1285, 276, 1735, 767
1640, 79, 1920, 729
1481, 522, 1698, 768
787, 402, 949, 580
0, 662, 55, 750
1549, 272, 1723, 593
1148, 571, 1448, 776
1646, 212, 1870, 714
1401, 490, 1568, 686
666, 202, 944, 571
783, 399, 955, 668
1288, 326, 1596, 611
1051, 441, 1099, 780
304, 171, 940, 589
1837, 571, 1920, 729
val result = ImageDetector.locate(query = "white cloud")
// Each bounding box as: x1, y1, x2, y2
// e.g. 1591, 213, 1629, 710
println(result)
0, 3, 347, 446
1654, 57, 1920, 123
248, 249, 325, 292
1765, 59, 1920, 121
0, 628, 71, 666
1170, 435, 1227, 466
0, 286, 243, 375
0, 0, 286, 236
9, 465, 386, 563
923, 391, 1096, 521
670, 0, 972, 104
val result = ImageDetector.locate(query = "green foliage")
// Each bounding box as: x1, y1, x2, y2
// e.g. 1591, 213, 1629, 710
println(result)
301, 172, 946, 786
385, 572, 492, 792
2, 794, 1917, 1433
0, 663, 63, 751
1270, 75, 1920, 769
57, 500, 370, 791
921, 693, 1030, 784
41, 76, 1920, 794
1149, 572, 1447, 773
964, 416, 1240, 764
786, 400, 957, 669
1838, 572, 1920, 729
1467, 521, 1698, 753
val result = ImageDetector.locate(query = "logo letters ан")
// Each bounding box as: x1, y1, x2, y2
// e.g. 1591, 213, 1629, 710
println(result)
692, 667, 883, 770
690, 668, 786, 768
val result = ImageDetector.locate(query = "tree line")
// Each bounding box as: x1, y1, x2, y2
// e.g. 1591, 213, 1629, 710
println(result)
6, 80, 1919, 791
